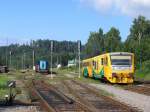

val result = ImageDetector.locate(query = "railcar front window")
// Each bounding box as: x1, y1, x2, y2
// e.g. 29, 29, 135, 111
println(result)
111, 55, 132, 65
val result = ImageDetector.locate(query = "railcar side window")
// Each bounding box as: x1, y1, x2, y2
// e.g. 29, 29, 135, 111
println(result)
105, 57, 108, 66
94, 61, 97, 69
93, 61, 94, 66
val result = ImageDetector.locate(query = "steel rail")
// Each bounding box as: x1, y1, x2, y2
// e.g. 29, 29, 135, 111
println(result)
63, 79, 138, 112
31, 80, 91, 112
73, 80, 139, 112
63, 80, 100, 112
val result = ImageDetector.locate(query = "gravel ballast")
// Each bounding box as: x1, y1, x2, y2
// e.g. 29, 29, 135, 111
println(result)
90, 83, 150, 112
0, 106, 40, 112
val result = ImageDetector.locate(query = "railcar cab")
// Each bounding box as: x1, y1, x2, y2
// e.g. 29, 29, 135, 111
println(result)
105, 52, 134, 83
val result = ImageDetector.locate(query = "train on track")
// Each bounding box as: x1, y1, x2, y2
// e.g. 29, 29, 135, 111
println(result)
35, 60, 49, 73
82, 52, 135, 84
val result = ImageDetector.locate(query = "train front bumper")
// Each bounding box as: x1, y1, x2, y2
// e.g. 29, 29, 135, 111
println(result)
111, 77, 133, 83
110, 73, 134, 83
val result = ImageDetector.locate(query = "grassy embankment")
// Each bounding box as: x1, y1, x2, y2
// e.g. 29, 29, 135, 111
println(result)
0, 74, 11, 100
0, 71, 30, 101
135, 61, 150, 81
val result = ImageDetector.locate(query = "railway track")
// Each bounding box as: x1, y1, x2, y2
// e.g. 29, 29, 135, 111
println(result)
122, 83, 150, 96
62, 80, 138, 112
69, 72, 150, 96
31, 80, 92, 112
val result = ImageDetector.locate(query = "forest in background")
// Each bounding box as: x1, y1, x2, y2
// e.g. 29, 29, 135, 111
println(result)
0, 16, 150, 78
0, 40, 82, 69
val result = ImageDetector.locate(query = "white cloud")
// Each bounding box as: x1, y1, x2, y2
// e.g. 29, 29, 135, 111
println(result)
80, 0, 113, 12
79, 0, 150, 18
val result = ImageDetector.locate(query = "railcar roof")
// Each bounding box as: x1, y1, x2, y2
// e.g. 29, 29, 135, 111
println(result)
109, 52, 133, 55
82, 52, 134, 62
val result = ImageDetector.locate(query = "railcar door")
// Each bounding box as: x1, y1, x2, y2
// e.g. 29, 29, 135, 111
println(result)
104, 56, 110, 80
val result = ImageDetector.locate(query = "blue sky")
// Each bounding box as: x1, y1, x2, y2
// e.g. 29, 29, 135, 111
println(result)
0, 0, 149, 45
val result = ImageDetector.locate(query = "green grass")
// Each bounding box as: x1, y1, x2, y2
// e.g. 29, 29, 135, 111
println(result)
135, 70, 150, 80
0, 72, 25, 100
134, 60, 150, 81
0, 75, 9, 88
0, 75, 10, 99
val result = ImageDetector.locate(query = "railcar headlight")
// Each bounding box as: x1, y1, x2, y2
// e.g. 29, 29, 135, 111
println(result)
112, 66, 116, 70
112, 66, 118, 70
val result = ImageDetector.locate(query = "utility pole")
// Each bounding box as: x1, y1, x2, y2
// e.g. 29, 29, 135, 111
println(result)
9, 51, 11, 69
103, 37, 105, 53
57, 56, 58, 66
51, 41, 53, 79
24, 52, 26, 70
111, 35, 113, 52
22, 55, 24, 70
32, 50, 35, 70
6, 38, 8, 66
138, 32, 142, 70
32, 40, 35, 70
78, 40, 81, 78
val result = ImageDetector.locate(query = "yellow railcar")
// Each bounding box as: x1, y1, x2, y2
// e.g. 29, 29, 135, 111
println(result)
82, 52, 135, 83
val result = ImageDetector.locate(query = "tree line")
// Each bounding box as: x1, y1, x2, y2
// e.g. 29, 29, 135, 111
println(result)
84, 16, 150, 69
0, 40, 81, 69
0, 16, 150, 70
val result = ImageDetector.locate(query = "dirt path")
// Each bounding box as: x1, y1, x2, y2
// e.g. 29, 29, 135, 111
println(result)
90, 83, 150, 112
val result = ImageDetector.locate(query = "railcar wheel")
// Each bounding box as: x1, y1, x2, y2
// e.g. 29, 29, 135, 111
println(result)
92, 74, 95, 79
101, 77, 107, 83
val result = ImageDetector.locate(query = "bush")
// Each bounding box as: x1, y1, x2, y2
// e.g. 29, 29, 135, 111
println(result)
135, 60, 150, 80
141, 60, 150, 73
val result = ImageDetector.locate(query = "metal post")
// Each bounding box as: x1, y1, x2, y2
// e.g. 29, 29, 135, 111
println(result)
57, 56, 58, 65
24, 52, 26, 70
111, 36, 112, 52
51, 41, 53, 79
32, 50, 35, 70
32, 40, 35, 70
78, 40, 81, 78
9, 51, 11, 69
138, 32, 142, 70
22, 55, 24, 70
6, 38, 8, 66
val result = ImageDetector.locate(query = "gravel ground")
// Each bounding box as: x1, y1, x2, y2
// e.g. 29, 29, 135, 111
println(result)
64, 74, 75, 78
90, 83, 150, 112
0, 106, 40, 112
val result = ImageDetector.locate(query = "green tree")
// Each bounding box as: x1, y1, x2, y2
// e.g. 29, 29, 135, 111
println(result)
105, 27, 122, 52
85, 28, 104, 58
125, 16, 150, 68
